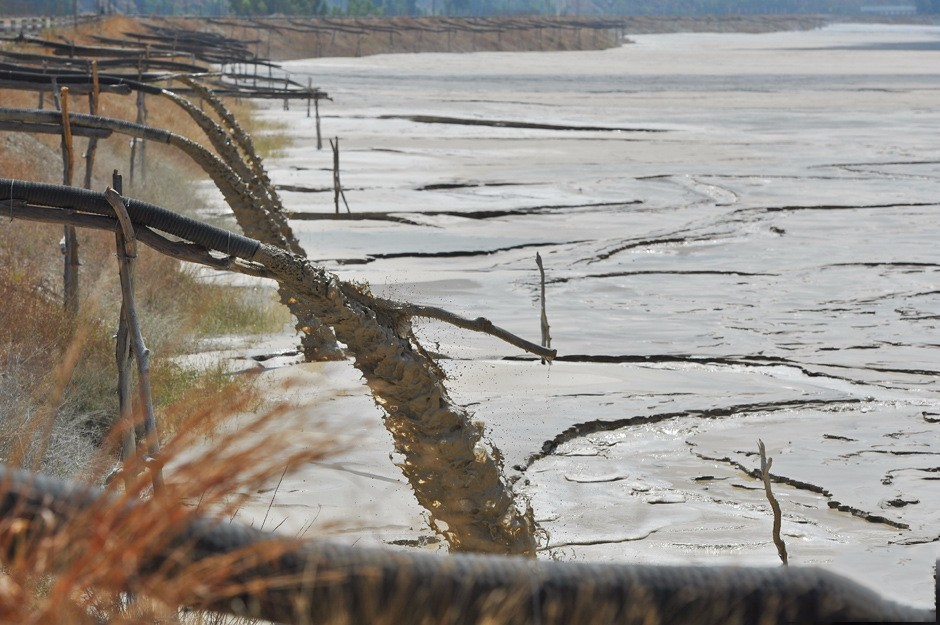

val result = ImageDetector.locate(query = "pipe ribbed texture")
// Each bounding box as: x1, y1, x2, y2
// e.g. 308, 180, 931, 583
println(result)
1, 178, 259, 259
0, 466, 933, 625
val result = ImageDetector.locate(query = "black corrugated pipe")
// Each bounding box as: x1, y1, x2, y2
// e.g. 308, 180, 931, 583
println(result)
0, 178, 259, 260
0, 466, 934, 625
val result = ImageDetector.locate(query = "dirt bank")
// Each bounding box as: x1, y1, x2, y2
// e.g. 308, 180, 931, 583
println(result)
140, 14, 833, 61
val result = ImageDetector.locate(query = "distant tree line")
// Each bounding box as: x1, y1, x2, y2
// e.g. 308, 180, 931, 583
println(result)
916, 0, 940, 13
227, 0, 325, 15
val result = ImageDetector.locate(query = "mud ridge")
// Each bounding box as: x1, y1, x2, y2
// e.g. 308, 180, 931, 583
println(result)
278, 184, 366, 193
820, 160, 940, 168
756, 201, 936, 214
547, 269, 776, 284
367, 240, 580, 261
690, 448, 910, 530
585, 234, 698, 264
417, 181, 529, 191
510, 351, 936, 389
377, 114, 668, 133
286, 211, 425, 225
289, 201, 639, 225
822, 261, 940, 270
504, 352, 872, 388
517, 397, 864, 474
540, 528, 660, 550
421, 201, 639, 220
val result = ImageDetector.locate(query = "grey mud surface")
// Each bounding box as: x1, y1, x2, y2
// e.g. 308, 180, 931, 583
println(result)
232, 23, 940, 609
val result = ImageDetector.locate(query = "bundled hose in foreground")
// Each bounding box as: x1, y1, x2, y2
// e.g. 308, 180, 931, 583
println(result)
0, 466, 934, 625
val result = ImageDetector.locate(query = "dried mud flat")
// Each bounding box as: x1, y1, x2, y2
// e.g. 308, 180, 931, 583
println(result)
216, 23, 940, 609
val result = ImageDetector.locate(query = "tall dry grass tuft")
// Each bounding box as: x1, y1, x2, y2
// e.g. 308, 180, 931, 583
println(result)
1, 395, 340, 625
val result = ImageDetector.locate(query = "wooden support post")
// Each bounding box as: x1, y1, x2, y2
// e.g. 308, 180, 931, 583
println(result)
536, 252, 551, 364
283, 76, 290, 111
59, 86, 79, 315
112, 170, 137, 493
82, 60, 100, 190
307, 78, 312, 118
314, 96, 322, 151
105, 183, 164, 494
59, 87, 74, 186
130, 50, 149, 185
38, 61, 47, 109
330, 137, 350, 215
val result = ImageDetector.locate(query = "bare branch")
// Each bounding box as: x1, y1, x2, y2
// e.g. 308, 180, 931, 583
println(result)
758, 439, 788, 566
377, 298, 557, 361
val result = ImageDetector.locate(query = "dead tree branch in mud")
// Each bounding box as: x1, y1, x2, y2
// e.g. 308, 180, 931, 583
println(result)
758, 439, 788, 566
105, 185, 164, 493
2, 181, 554, 555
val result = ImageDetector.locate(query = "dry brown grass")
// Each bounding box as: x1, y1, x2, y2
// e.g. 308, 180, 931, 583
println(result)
0, 18, 400, 623
0, 394, 339, 625
0, 18, 295, 480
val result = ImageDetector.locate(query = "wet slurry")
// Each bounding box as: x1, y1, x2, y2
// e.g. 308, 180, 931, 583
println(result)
258, 24, 940, 608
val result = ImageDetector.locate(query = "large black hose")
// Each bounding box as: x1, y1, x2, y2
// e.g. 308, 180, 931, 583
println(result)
0, 178, 259, 260
0, 465, 934, 625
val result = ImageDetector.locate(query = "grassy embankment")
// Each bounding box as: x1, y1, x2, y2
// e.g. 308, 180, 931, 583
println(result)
0, 18, 328, 623
0, 16, 293, 483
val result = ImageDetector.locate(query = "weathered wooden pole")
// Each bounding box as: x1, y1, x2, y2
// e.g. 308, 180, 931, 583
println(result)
314, 92, 323, 150
59, 86, 79, 314
330, 137, 350, 215
112, 170, 137, 493
82, 60, 100, 190
130, 48, 149, 185
536, 252, 551, 364
105, 182, 164, 494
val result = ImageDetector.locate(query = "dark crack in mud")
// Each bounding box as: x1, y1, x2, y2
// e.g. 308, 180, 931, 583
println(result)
689, 447, 910, 530
377, 114, 668, 133
547, 269, 776, 285
518, 397, 864, 473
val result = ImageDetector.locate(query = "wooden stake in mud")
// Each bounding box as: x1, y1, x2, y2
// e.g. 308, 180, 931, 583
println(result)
59, 86, 79, 315
330, 137, 350, 214
758, 439, 788, 566
536, 252, 551, 364
314, 92, 323, 150
106, 182, 164, 494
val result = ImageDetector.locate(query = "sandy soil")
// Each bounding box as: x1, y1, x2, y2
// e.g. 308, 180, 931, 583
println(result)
206, 23, 940, 609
